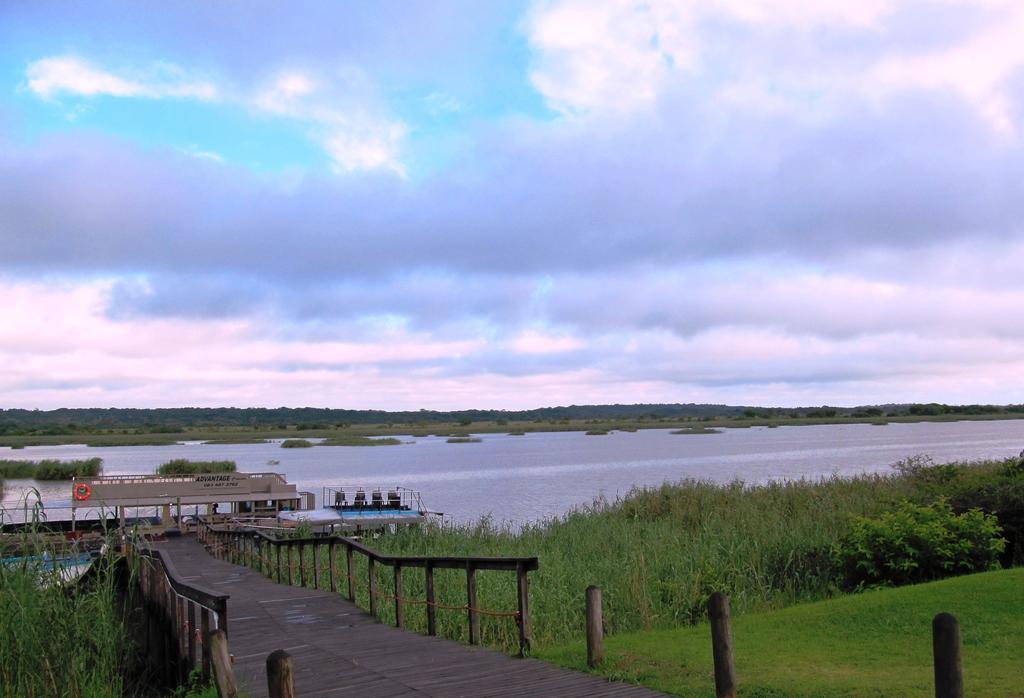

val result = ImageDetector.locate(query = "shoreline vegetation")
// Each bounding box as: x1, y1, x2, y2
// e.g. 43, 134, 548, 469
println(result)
367, 456, 1022, 655
1, 402, 1023, 448
0, 411, 1022, 449
0, 458, 102, 480
155, 459, 236, 475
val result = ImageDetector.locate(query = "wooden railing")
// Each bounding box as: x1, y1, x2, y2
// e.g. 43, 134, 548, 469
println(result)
133, 543, 229, 688
198, 520, 538, 655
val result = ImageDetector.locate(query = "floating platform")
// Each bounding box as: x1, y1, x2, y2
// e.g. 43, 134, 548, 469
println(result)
277, 486, 432, 531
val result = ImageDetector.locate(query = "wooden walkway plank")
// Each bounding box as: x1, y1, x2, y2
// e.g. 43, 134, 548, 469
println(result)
155, 537, 665, 698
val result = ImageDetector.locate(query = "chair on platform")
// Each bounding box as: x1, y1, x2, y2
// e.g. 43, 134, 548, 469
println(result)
387, 491, 401, 509
354, 490, 366, 508
333, 490, 346, 507
371, 490, 384, 510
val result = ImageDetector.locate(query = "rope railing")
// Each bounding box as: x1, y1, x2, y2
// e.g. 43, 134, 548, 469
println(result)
197, 518, 536, 655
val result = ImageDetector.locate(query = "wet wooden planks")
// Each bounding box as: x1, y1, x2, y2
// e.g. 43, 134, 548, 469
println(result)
156, 536, 664, 697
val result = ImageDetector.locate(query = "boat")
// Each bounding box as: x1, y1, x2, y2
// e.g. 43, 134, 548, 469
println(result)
276, 486, 434, 533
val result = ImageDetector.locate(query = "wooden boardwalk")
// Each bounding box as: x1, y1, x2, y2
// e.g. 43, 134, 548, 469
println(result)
156, 537, 665, 697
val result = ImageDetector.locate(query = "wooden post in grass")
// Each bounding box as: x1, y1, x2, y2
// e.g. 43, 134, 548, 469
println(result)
933, 613, 964, 698
209, 630, 239, 698
708, 592, 736, 698
466, 563, 480, 645
586, 585, 603, 667
266, 649, 295, 698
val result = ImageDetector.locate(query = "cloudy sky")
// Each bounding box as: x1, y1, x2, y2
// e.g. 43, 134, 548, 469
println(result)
2, 1, 1024, 410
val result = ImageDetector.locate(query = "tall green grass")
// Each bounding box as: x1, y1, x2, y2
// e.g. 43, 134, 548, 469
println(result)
0, 458, 103, 480
318, 435, 401, 446
233, 459, 1022, 656
365, 476, 906, 651
156, 459, 236, 475
0, 546, 132, 697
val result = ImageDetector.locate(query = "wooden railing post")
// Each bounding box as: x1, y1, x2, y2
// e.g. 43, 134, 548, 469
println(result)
188, 600, 197, 672
933, 613, 964, 698
177, 596, 189, 683
286, 542, 294, 586
312, 541, 319, 590
266, 649, 295, 698
708, 592, 737, 698
201, 608, 212, 683
394, 563, 404, 628
466, 563, 479, 645
217, 598, 229, 638
368, 557, 378, 616
329, 540, 338, 593
585, 585, 603, 667
209, 630, 239, 698
299, 541, 307, 588
275, 543, 282, 583
516, 562, 530, 656
425, 562, 437, 636
346, 543, 355, 601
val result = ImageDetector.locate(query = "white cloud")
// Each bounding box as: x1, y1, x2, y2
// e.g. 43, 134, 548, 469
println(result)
254, 70, 408, 175
524, 0, 898, 116
872, 5, 1024, 132
525, 0, 1024, 131
25, 57, 407, 175
527, 0, 697, 116
26, 56, 218, 101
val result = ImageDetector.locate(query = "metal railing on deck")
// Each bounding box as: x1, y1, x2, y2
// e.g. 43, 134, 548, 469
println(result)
198, 518, 537, 655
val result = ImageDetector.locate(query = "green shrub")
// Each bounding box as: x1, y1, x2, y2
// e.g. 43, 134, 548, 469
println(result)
156, 459, 236, 475
280, 439, 314, 448
835, 499, 1005, 589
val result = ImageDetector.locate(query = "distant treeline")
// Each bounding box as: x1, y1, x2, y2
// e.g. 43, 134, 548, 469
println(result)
0, 402, 1022, 435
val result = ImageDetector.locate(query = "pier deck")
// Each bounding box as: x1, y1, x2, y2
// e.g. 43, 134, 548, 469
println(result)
155, 536, 664, 697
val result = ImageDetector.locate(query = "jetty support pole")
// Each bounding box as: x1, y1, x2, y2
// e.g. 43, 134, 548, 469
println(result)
266, 649, 295, 698
933, 613, 964, 698
586, 585, 603, 667
708, 592, 737, 698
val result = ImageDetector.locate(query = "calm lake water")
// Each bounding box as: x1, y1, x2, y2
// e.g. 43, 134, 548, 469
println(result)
3, 420, 1024, 525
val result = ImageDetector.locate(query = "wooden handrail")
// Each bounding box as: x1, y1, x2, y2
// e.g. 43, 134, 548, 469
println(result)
205, 522, 539, 571
199, 518, 535, 655
138, 545, 229, 613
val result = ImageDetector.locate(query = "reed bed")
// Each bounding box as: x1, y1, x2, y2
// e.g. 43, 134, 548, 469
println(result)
366, 476, 907, 651
250, 458, 1021, 656
0, 458, 102, 480
0, 544, 131, 697
156, 459, 236, 475
318, 435, 401, 446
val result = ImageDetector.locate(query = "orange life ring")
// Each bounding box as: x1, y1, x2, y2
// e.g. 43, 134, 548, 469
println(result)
73, 483, 92, 501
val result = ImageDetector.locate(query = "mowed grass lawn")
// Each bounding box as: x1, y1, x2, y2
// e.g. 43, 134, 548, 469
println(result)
536, 568, 1024, 697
